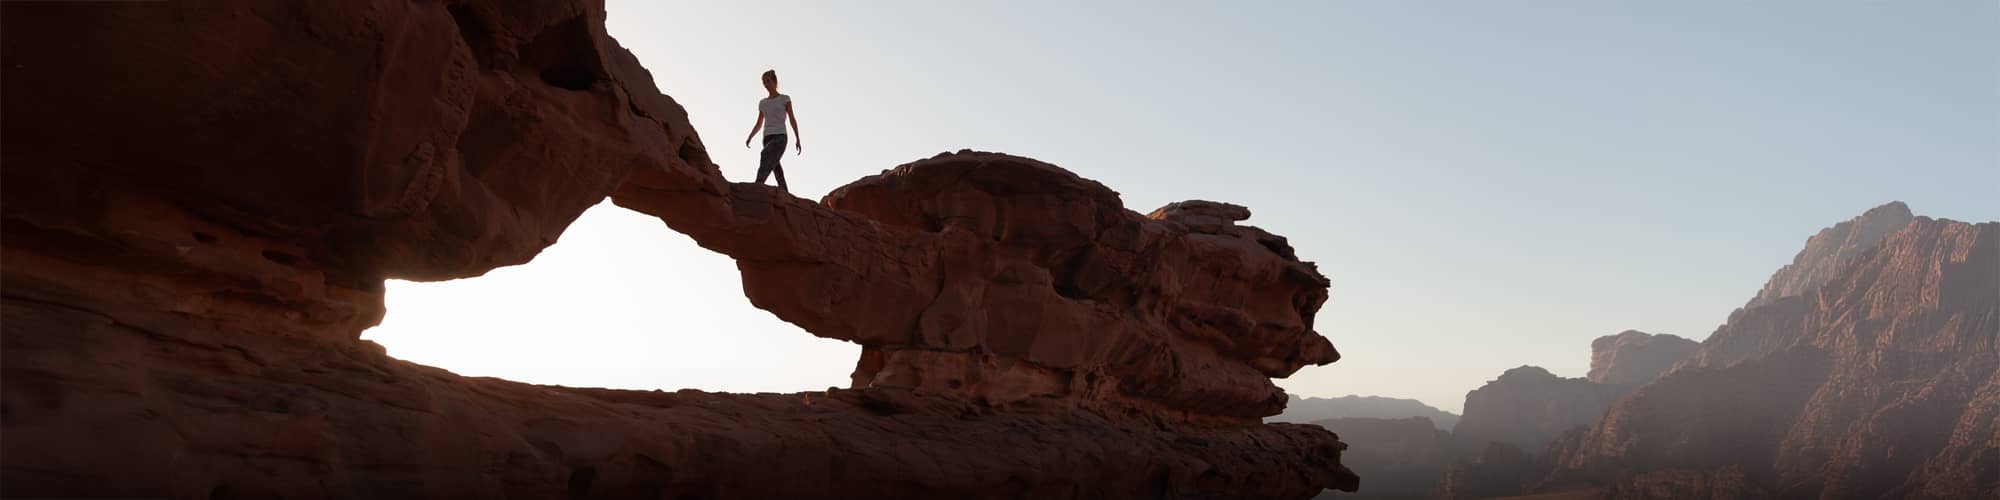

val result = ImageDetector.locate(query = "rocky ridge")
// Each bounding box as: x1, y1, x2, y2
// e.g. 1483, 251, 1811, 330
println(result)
1586, 330, 1698, 387
1451, 366, 1630, 452
1276, 395, 1462, 430
1309, 417, 1460, 500
1560, 211, 1998, 499
1346, 203, 1994, 500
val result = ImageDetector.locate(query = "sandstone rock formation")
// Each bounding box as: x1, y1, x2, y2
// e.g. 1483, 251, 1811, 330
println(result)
1559, 208, 1998, 499
1692, 201, 1921, 371
1308, 330, 1691, 499
1277, 395, 1461, 430
1451, 366, 1629, 451
0, 1, 1356, 498
1453, 330, 1696, 456
1744, 201, 1914, 310
1438, 442, 1546, 500
1394, 204, 1998, 500
1306, 417, 1467, 500
1585, 330, 1698, 387
1293, 328, 1702, 499
617, 154, 1340, 421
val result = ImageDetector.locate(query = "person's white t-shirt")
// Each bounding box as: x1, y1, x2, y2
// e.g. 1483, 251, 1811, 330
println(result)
759, 94, 791, 136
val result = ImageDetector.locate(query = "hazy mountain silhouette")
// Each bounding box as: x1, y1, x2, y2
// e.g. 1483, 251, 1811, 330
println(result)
1277, 394, 1461, 430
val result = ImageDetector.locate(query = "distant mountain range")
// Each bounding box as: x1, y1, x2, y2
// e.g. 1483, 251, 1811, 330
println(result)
1274, 394, 1461, 430
1547, 202, 1997, 498
1313, 202, 1999, 499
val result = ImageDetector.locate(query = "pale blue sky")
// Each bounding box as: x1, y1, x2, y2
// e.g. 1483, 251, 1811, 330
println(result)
365, 1, 1998, 413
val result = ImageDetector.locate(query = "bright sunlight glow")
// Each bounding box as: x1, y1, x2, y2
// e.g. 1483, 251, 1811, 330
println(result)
360, 202, 859, 393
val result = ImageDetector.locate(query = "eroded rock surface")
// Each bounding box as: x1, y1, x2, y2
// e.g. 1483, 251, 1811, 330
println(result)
0, 0, 1354, 498
1307, 417, 1460, 500
1744, 201, 1914, 310
614, 153, 1339, 421
1399, 205, 1997, 500
1450, 330, 1699, 456
1451, 367, 1628, 451
1585, 330, 1698, 387
1561, 211, 1999, 499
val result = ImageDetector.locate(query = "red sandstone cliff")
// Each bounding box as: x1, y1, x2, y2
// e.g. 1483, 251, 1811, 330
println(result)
614, 157, 1339, 421
1308, 418, 1461, 500
1324, 331, 1691, 499
1585, 330, 1697, 387
1559, 209, 1999, 499
1744, 202, 1915, 310
1452, 366, 1629, 452
1705, 201, 1919, 369
1373, 206, 1995, 500
0, 1, 1355, 498
1452, 330, 1697, 457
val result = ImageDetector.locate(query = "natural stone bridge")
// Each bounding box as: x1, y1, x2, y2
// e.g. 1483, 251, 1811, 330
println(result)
0, 1, 1356, 498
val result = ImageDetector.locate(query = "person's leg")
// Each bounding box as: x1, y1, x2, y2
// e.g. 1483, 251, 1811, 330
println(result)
756, 134, 784, 185
764, 134, 789, 191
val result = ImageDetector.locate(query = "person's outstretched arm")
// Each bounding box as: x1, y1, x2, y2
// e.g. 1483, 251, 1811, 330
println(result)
786, 101, 802, 154
744, 111, 764, 148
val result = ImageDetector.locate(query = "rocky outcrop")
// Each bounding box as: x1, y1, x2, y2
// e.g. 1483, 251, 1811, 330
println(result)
1438, 442, 1544, 500
1277, 395, 1461, 430
1313, 331, 1690, 499
1686, 201, 1934, 376
1308, 418, 1459, 500
0, 314, 1348, 500
1586, 330, 1698, 387
1452, 366, 1629, 451
0, 1, 1355, 498
1744, 201, 1913, 310
1454, 330, 1695, 455
1560, 210, 1999, 499
616, 154, 1339, 421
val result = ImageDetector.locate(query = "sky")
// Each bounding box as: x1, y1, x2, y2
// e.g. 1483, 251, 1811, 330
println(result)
362, 1, 2000, 414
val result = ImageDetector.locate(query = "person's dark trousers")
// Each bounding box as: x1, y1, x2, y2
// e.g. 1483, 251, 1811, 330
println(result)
757, 133, 788, 192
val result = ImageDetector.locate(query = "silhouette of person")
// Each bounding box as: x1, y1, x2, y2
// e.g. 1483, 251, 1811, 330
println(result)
743, 69, 801, 192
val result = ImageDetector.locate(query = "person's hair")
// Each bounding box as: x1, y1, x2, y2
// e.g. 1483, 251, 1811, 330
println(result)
762, 70, 777, 83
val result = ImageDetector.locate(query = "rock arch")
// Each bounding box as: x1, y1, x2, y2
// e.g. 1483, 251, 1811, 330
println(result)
0, 1, 1356, 497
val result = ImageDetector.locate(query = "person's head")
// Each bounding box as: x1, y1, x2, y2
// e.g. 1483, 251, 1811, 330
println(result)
761, 70, 778, 93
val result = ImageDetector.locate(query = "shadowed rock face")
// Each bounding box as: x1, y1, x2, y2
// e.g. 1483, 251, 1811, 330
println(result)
1586, 330, 1698, 387
1306, 331, 1693, 499
1438, 441, 1545, 500
1452, 367, 1628, 451
1309, 417, 1459, 500
1561, 211, 1999, 499
1276, 395, 1462, 430
0, 1, 1355, 498
615, 152, 1340, 421
1445, 332, 1697, 462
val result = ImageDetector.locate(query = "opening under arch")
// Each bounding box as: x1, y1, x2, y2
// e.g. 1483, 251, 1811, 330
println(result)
361, 201, 859, 393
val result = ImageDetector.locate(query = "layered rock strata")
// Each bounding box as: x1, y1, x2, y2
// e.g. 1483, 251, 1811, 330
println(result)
1561, 208, 1998, 499
1307, 417, 1460, 500
1585, 330, 1698, 387
1451, 367, 1629, 451
614, 155, 1339, 421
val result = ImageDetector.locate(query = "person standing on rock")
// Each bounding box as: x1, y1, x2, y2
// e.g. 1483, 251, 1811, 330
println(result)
743, 69, 801, 192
